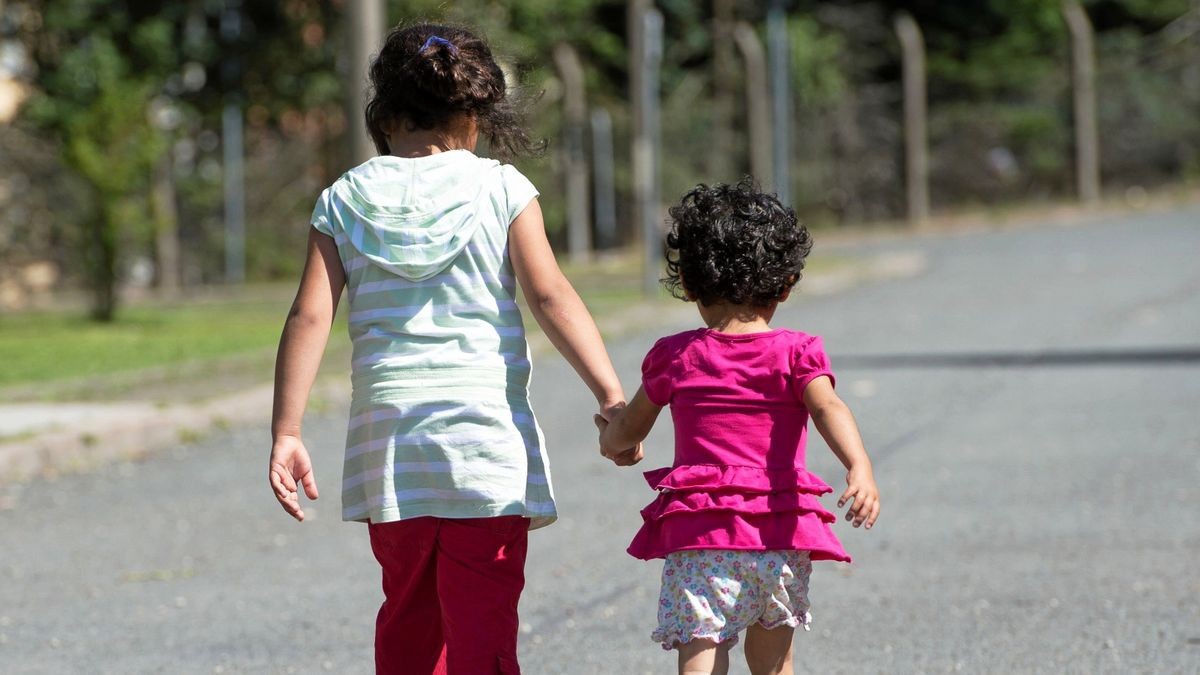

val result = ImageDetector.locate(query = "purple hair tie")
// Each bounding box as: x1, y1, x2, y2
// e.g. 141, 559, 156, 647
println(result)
420, 35, 458, 54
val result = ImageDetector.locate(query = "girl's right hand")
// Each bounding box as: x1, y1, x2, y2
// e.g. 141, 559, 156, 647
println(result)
612, 445, 645, 466
269, 435, 319, 522
838, 466, 880, 529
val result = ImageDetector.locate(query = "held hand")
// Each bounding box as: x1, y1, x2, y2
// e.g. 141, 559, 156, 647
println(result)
269, 435, 319, 522
593, 412, 644, 466
837, 466, 880, 529
593, 411, 610, 449
610, 443, 645, 466
598, 399, 626, 424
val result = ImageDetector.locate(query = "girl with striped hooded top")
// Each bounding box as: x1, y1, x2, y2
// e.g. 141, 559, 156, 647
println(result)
268, 23, 639, 674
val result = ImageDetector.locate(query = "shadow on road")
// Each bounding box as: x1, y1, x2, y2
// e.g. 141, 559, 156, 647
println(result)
835, 346, 1200, 368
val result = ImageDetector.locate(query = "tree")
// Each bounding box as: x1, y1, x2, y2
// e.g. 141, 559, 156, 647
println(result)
19, 0, 346, 312
63, 74, 163, 321
24, 4, 168, 321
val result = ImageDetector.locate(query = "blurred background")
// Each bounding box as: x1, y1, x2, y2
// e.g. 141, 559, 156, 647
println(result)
1, 0, 1197, 320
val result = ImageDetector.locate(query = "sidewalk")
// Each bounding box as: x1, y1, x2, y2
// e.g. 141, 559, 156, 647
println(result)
0, 249, 925, 483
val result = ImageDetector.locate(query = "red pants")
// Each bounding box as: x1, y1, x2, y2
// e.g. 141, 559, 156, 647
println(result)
368, 516, 529, 675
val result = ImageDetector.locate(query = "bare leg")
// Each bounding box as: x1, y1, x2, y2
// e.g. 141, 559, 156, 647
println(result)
677, 638, 732, 675
744, 624, 795, 675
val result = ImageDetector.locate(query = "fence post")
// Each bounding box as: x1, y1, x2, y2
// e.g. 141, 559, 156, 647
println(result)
347, 0, 386, 165
220, 1, 246, 283
1063, 0, 1101, 206
894, 12, 930, 226
221, 103, 245, 284
709, 0, 737, 180
590, 107, 618, 251
766, 0, 791, 205
630, 1, 663, 297
733, 22, 772, 187
151, 155, 181, 295
553, 43, 591, 263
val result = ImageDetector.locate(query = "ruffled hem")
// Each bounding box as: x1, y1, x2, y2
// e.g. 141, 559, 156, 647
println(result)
628, 510, 851, 562
652, 626, 743, 650
651, 611, 813, 650
639, 490, 837, 523
761, 610, 813, 633
631, 463, 850, 562
643, 464, 833, 496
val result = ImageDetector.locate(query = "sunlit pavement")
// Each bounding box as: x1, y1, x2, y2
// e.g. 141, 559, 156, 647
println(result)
1, 208, 1197, 673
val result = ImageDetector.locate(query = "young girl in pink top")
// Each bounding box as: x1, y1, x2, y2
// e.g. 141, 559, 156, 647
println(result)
596, 180, 880, 675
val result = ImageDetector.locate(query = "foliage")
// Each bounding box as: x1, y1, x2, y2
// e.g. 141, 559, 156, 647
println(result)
23, 4, 170, 320
378, 0, 632, 242
6, 0, 1198, 310
16, 0, 351, 305
793, 0, 1199, 212
788, 14, 847, 106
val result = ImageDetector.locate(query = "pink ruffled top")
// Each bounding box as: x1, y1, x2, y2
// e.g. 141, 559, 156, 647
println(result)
627, 328, 850, 563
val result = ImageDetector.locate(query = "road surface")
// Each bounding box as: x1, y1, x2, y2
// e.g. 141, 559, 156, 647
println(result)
2, 209, 1198, 674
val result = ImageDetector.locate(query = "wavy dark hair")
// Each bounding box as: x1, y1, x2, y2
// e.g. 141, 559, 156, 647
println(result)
663, 179, 813, 308
364, 23, 539, 160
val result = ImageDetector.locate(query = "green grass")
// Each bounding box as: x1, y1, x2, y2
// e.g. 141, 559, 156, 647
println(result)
0, 249, 849, 398
0, 289, 354, 401
0, 255, 654, 393
1, 300, 294, 387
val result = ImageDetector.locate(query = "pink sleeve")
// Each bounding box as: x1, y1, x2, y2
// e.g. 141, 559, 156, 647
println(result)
792, 335, 835, 398
641, 339, 675, 406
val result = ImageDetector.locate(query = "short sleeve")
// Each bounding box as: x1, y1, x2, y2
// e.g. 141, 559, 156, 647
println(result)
792, 334, 835, 398
310, 187, 336, 237
641, 339, 675, 407
501, 165, 540, 224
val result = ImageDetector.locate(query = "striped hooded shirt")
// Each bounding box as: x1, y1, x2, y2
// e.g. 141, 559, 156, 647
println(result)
311, 150, 556, 529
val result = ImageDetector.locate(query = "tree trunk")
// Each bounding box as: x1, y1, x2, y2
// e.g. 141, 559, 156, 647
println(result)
87, 204, 118, 322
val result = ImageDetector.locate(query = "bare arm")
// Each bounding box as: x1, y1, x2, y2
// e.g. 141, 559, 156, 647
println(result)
268, 229, 345, 521
596, 386, 662, 459
803, 376, 880, 528
509, 199, 625, 413
272, 229, 345, 437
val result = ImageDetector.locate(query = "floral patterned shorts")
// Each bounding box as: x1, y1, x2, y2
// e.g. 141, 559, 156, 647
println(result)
652, 549, 813, 650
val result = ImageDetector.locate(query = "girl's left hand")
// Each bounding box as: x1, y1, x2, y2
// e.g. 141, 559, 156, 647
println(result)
593, 413, 644, 466
838, 467, 880, 529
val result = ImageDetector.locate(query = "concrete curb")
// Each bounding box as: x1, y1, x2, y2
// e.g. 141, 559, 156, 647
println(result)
0, 250, 926, 484
0, 380, 351, 483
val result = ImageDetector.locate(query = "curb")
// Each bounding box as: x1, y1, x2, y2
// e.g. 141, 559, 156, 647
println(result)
0, 380, 350, 484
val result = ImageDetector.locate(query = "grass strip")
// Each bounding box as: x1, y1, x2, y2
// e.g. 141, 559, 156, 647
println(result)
0, 251, 842, 400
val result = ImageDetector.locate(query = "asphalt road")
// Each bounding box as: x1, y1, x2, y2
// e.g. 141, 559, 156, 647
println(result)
2, 208, 1198, 674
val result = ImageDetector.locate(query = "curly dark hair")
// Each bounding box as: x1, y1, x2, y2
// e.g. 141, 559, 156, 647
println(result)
663, 179, 813, 308
364, 23, 539, 160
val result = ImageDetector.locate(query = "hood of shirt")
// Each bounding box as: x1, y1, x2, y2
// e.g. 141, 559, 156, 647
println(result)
325, 151, 499, 281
